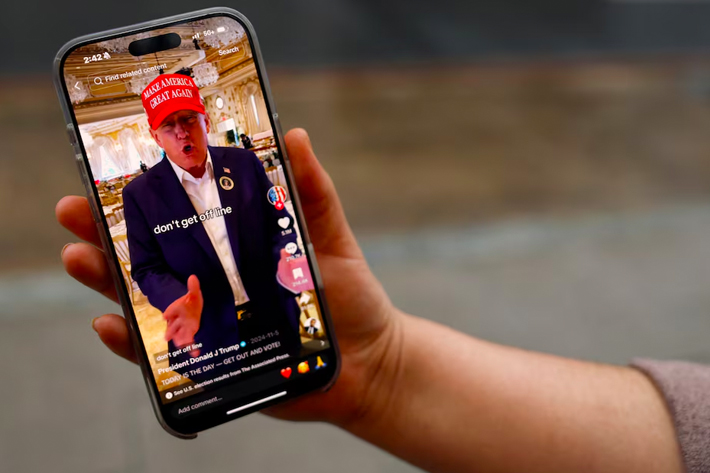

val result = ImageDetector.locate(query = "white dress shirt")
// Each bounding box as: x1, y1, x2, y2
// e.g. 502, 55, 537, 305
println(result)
167, 151, 249, 305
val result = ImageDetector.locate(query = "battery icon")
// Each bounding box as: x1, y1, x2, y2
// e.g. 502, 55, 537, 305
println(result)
216, 26, 226, 33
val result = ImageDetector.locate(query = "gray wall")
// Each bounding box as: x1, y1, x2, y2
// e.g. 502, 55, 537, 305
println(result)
4, 0, 710, 74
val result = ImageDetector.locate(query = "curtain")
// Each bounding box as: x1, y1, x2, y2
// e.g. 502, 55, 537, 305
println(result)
112, 136, 132, 174
91, 136, 123, 179
254, 89, 270, 134
135, 122, 161, 167
117, 128, 147, 172
241, 81, 269, 135
86, 148, 102, 181
241, 82, 259, 135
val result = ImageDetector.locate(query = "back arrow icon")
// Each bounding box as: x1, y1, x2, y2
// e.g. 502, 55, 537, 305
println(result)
74, 82, 81, 90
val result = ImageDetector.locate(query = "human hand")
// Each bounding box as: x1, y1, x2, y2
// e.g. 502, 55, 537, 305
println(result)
56, 128, 403, 428
163, 274, 203, 357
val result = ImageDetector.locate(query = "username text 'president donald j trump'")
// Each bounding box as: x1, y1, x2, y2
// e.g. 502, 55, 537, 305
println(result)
122, 74, 305, 377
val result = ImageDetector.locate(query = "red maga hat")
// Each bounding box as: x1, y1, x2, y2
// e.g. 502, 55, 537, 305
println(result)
141, 73, 206, 130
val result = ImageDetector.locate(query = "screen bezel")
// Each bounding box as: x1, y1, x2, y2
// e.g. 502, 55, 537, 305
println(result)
54, 7, 340, 437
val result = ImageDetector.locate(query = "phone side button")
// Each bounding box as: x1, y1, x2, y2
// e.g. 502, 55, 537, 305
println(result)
271, 112, 287, 154
76, 161, 102, 223
66, 124, 79, 149
89, 202, 102, 224
271, 113, 282, 133
306, 243, 325, 292
226, 391, 287, 416
87, 192, 102, 223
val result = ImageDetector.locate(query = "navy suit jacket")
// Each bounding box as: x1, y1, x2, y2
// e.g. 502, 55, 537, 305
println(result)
123, 146, 300, 363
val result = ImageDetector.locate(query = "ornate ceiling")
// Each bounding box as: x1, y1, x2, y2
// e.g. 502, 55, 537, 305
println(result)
64, 19, 254, 117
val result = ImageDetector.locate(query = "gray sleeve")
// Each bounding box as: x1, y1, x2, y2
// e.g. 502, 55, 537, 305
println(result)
632, 359, 710, 473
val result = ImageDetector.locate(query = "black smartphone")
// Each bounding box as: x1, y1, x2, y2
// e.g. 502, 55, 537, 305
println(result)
54, 7, 339, 438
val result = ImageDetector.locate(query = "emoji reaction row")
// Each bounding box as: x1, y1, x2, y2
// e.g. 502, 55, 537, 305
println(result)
279, 356, 328, 379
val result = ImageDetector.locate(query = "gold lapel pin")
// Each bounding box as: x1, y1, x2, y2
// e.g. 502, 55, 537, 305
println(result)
219, 176, 234, 190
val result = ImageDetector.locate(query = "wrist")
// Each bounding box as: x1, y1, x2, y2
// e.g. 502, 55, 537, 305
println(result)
332, 307, 408, 433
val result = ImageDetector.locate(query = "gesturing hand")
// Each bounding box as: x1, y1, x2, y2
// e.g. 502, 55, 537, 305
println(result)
163, 274, 203, 357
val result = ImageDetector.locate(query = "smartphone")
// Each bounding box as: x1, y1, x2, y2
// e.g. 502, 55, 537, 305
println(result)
54, 7, 339, 438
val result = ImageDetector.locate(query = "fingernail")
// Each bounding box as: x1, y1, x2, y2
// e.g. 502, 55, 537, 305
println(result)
91, 317, 99, 332
61, 243, 73, 257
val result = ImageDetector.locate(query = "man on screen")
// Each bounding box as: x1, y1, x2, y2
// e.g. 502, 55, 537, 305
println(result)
123, 74, 305, 375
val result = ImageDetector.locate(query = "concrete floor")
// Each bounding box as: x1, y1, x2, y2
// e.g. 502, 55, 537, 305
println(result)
3, 60, 710, 472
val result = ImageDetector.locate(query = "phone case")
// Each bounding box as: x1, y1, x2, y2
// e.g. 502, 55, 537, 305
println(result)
53, 7, 340, 438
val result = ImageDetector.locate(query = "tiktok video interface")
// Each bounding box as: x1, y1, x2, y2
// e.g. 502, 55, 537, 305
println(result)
63, 16, 331, 404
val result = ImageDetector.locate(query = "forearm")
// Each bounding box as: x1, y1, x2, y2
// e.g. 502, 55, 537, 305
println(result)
342, 312, 683, 473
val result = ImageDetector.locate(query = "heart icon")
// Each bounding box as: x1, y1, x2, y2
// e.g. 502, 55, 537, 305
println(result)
278, 217, 290, 229
280, 367, 292, 379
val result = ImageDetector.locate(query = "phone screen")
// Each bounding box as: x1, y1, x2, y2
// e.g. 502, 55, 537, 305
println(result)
58, 12, 337, 434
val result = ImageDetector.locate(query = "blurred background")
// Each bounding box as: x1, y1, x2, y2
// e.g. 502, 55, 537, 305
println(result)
4, 1, 710, 472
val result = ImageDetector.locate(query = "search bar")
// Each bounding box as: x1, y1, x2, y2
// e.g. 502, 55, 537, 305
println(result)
87, 64, 167, 97
89, 64, 167, 87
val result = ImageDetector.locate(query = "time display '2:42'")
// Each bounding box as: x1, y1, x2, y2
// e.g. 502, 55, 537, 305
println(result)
83, 52, 111, 64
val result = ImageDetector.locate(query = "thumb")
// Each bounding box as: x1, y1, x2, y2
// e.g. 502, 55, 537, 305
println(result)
187, 274, 201, 297
285, 128, 362, 260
